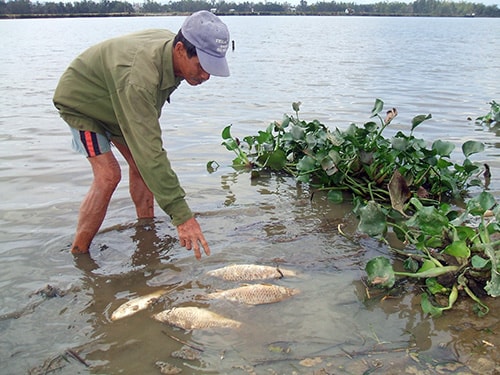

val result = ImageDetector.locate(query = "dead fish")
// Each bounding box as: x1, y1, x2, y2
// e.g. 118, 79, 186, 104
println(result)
206, 264, 296, 281
111, 289, 166, 321
153, 306, 241, 329
207, 283, 299, 305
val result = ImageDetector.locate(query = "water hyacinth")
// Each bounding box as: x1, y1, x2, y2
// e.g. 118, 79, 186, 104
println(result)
212, 99, 499, 316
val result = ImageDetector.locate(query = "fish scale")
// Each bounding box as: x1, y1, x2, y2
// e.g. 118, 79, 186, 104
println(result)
153, 306, 242, 329
206, 264, 297, 281
207, 283, 299, 305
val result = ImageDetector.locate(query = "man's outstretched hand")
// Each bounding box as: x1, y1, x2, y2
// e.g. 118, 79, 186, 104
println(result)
176, 216, 211, 260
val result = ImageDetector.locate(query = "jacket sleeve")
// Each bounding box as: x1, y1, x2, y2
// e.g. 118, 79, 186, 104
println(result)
109, 83, 193, 226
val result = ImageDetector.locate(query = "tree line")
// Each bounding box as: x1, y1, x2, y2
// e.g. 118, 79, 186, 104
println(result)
1, 0, 499, 17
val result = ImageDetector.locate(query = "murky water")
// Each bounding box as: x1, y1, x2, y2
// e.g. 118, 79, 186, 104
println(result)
1, 15, 499, 374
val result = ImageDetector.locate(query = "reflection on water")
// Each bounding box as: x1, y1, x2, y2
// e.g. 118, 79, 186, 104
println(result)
4, 171, 500, 374
1, 15, 499, 374
11, 183, 498, 374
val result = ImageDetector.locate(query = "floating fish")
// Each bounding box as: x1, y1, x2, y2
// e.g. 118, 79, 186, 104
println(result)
207, 283, 299, 305
153, 306, 241, 329
206, 264, 296, 281
111, 289, 166, 321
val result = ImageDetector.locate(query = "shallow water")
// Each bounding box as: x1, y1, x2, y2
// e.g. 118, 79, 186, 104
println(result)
1, 15, 500, 374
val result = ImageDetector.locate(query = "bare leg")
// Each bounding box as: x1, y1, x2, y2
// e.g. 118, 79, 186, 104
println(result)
71, 152, 121, 254
113, 141, 154, 219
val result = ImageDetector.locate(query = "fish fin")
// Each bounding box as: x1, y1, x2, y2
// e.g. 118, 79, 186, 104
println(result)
274, 265, 283, 278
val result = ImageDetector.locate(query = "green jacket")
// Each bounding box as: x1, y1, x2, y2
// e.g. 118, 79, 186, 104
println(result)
53, 29, 192, 226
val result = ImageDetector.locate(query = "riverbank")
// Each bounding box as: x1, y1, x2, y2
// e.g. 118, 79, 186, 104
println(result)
0, 11, 492, 19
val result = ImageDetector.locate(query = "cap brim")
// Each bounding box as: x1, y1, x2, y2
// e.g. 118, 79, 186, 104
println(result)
197, 49, 230, 77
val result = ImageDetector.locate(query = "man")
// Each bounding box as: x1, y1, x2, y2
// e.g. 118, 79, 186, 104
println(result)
53, 10, 230, 260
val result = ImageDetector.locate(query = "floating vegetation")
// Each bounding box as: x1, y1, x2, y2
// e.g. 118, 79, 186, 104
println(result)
211, 99, 499, 316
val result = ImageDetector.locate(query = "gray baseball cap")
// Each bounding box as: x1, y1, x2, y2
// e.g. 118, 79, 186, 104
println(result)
181, 10, 230, 77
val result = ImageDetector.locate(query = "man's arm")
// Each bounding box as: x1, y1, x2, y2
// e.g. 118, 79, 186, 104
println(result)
111, 84, 210, 258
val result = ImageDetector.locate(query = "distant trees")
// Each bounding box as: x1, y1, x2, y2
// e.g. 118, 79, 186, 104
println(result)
1, 0, 135, 14
4, 0, 32, 14
141, 0, 166, 13
0, 0, 498, 17
410, 0, 479, 15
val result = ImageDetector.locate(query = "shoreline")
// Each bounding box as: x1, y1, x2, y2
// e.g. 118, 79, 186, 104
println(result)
0, 12, 487, 19
0, 12, 484, 20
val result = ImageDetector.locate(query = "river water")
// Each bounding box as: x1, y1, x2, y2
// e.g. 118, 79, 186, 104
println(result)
1, 15, 500, 374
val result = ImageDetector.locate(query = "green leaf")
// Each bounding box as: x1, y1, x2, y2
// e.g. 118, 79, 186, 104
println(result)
290, 124, 305, 140
483, 241, 500, 297
263, 149, 287, 170
426, 278, 448, 294
365, 256, 395, 288
411, 114, 432, 131
466, 191, 496, 216
403, 257, 419, 273
222, 138, 239, 151
292, 101, 301, 113
419, 259, 436, 273
358, 201, 387, 236
371, 99, 384, 117
296, 155, 316, 172
432, 140, 455, 157
471, 255, 490, 269
327, 190, 343, 204
297, 173, 310, 183
443, 240, 470, 259
436, 158, 453, 169
391, 137, 409, 151
425, 235, 444, 249
421, 284, 458, 317
222, 125, 233, 140
407, 203, 449, 236
421, 294, 443, 317
462, 140, 484, 157
364, 121, 378, 132
345, 123, 360, 138
454, 225, 476, 241
206, 160, 219, 173
280, 114, 290, 129
256, 130, 273, 144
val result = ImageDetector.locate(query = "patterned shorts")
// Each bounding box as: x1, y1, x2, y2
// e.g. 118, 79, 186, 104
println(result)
70, 127, 111, 157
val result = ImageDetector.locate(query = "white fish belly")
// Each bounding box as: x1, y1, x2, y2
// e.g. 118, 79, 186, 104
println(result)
111, 289, 165, 321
